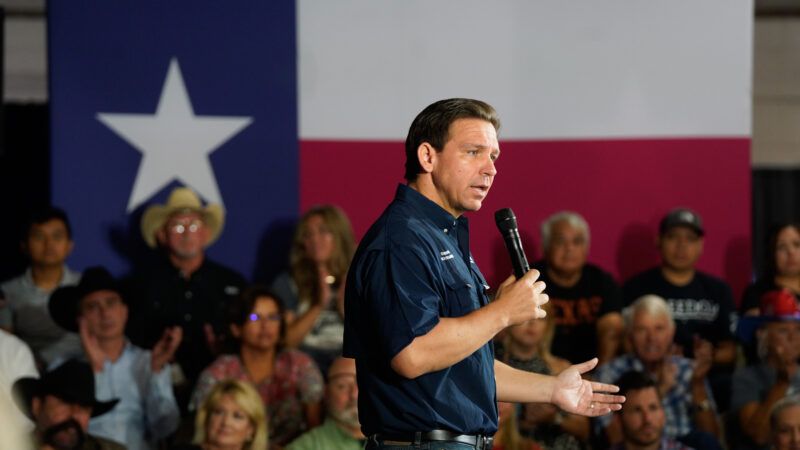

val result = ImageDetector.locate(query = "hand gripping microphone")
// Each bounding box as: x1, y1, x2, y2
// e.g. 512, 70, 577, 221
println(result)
494, 208, 531, 279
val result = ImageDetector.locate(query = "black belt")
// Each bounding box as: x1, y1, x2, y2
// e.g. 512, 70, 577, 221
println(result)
371, 430, 494, 449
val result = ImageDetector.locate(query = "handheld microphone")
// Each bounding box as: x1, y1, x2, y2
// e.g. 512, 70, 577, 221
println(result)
494, 208, 531, 279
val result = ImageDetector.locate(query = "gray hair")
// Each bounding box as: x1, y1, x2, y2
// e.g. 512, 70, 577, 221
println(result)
770, 395, 800, 431
622, 295, 675, 331
540, 211, 590, 251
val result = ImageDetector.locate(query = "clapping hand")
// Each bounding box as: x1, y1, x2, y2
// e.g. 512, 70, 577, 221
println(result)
79, 317, 106, 372
151, 326, 182, 372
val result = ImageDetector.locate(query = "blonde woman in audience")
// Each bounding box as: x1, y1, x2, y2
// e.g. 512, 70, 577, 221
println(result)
270, 205, 355, 375
180, 379, 268, 450
496, 302, 590, 449
190, 286, 323, 448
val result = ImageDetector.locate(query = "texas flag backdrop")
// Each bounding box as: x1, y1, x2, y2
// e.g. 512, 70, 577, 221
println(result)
49, 1, 753, 298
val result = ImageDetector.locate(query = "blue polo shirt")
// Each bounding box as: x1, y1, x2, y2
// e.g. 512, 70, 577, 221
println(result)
343, 184, 497, 436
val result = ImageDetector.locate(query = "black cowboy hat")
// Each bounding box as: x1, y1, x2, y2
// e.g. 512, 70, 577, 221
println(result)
12, 359, 119, 420
49, 266, 124, 333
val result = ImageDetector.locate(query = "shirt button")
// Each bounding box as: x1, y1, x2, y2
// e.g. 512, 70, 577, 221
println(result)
185, 291, 193, 299
443, 228, 448, 233
184, 313, 192, 322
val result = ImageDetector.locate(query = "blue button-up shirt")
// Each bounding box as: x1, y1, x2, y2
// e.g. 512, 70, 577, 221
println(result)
343, 184, 497, 436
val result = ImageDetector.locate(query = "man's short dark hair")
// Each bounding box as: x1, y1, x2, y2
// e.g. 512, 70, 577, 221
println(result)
615, 370, 658, 399
404, 98, 500, 182
23, 207, 72, 240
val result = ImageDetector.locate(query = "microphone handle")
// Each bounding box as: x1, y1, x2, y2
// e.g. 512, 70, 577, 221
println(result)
503, 228, 530, 279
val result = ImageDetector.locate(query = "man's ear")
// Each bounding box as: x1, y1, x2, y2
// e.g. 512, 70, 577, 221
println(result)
31, 396, 42, 418
155, 228, 167, 246
230, 323, 242, 339
417, 143, 436, 174
199, 224, 211, 247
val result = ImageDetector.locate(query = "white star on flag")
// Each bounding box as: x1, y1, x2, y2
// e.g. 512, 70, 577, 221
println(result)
97, 58, 253, 212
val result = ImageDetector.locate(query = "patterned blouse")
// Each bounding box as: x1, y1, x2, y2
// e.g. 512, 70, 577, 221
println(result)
190, 350, 324, 447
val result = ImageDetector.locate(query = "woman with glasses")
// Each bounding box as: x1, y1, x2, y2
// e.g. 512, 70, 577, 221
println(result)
190, 286, 324, 448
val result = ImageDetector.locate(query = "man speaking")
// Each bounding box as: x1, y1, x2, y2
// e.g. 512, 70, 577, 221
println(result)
343, 98, 625, 450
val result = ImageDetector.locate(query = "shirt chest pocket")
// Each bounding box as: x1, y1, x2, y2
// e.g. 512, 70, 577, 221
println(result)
442, 271, 481, 317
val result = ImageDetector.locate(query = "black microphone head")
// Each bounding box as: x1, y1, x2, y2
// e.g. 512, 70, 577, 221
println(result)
495, 208, 518, 233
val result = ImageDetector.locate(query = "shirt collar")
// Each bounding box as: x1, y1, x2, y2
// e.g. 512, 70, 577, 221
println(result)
395, 184, 468, 232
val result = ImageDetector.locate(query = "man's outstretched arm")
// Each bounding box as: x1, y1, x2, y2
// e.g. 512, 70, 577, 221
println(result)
494, 358, 625, 417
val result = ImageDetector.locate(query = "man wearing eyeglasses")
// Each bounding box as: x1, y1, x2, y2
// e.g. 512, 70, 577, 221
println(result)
125, 186, 246, 412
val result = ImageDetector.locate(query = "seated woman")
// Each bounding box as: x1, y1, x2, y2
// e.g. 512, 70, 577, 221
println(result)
495, 303, 590, 449
270, 205, 355, 375
741, 222, 800, 317
179, 379, 268, 450
190, 286, 324, 448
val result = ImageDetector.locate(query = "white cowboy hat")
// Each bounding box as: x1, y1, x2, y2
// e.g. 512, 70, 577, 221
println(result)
140, 186, 224, 248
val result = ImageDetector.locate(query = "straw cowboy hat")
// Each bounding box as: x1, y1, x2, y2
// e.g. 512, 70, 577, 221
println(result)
140, 187, 224, 248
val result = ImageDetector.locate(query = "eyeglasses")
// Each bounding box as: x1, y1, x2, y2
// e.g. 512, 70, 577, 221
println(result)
247, 313, 281, 323
168, 220, 203, 234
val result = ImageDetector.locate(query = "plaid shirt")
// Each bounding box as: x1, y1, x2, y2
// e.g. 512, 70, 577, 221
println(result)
594, 353, 716, 438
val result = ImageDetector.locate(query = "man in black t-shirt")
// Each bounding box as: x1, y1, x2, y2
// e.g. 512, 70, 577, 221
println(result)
125, 187, 246, 411
622, 208, 737, 410
534, 211, 623, 365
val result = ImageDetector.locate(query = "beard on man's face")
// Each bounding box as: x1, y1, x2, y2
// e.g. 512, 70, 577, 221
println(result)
329, 402, 360, 429
41, 418, 86, 450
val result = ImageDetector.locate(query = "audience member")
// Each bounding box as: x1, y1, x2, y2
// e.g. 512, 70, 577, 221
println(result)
1, 327, 39, 429
594, 295, 720, 450
493, 401, 543, 450
286, 357, 364, 450
271, 205, 355, 374
741, 223, 800, 317
495, 302, 589, 449
178, 379, 267, 450
0, 386, 32, 450
533, 211, 623, 365
49, 267, 181, 450
610, 370, 695, 450
125, 186, 246, 405
190, 286, 323, 447
731, 289, 800, 449
770, 395, 800, 450
0, 207, 83, 366
622, 208, 737, 410
12, 359, 125, 449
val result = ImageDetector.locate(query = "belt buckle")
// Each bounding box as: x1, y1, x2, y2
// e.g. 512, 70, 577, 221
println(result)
480, 436, 494, 450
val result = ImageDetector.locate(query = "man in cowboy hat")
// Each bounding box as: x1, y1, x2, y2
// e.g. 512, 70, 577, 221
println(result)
731, 289, 800, 449
13, 359, 125, 449
125, 186, 245, 409
49, 266, 180, 450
